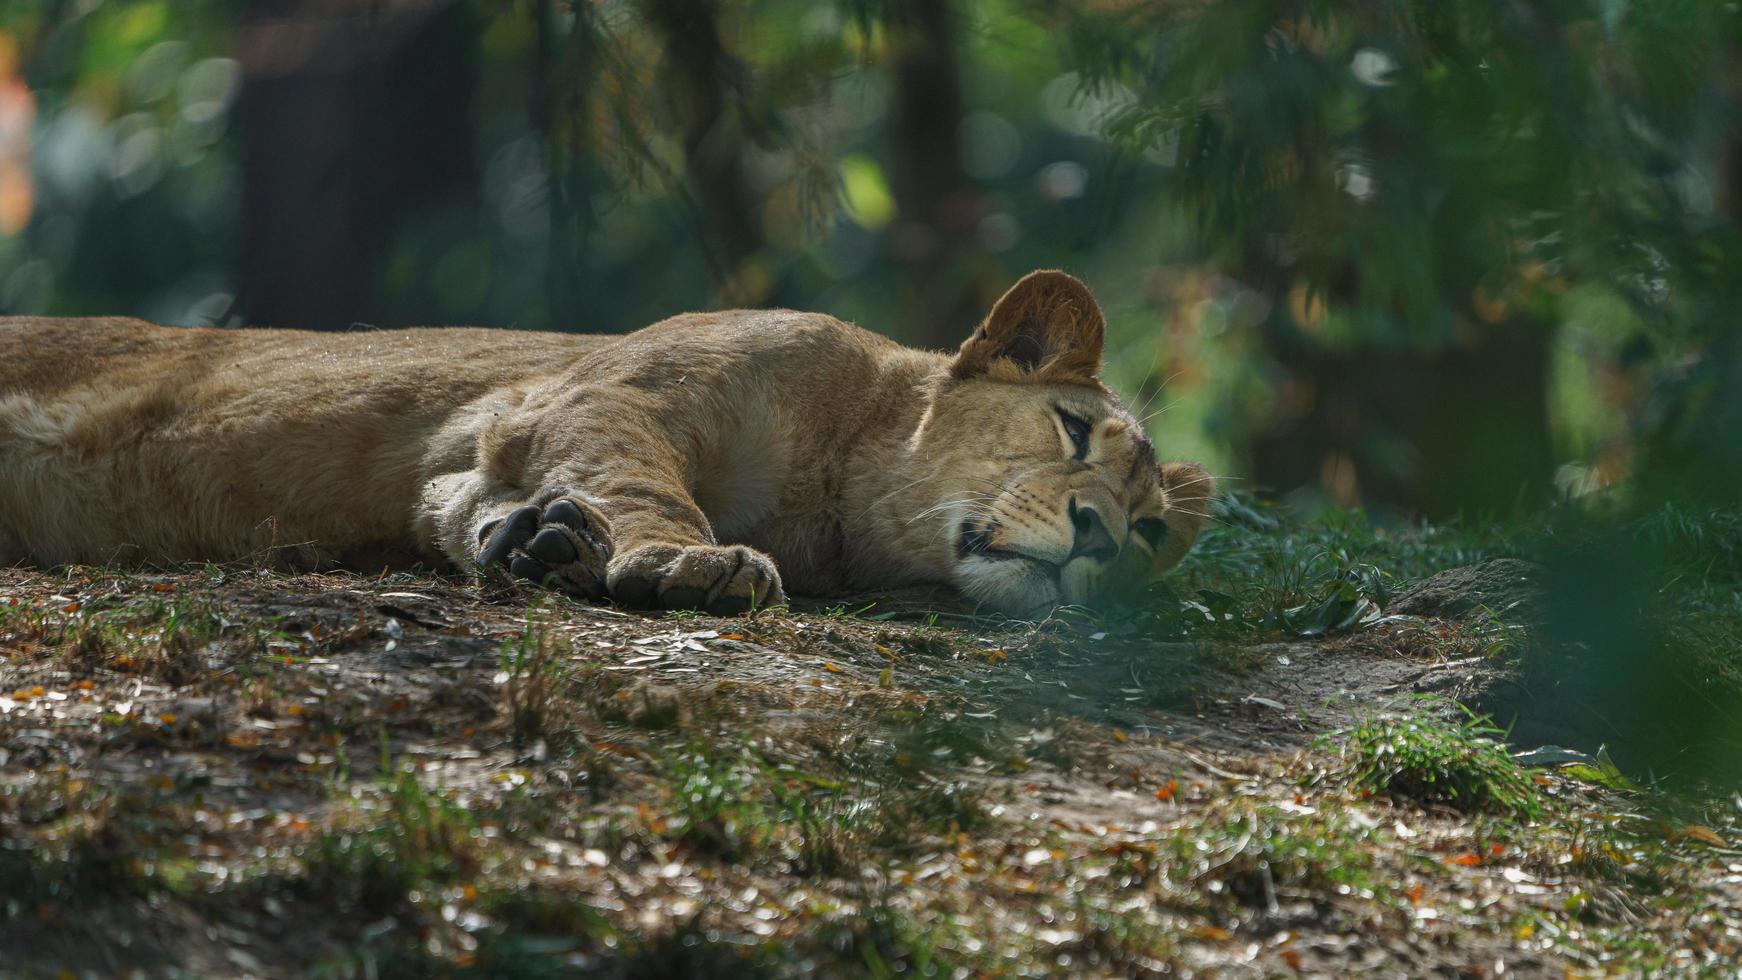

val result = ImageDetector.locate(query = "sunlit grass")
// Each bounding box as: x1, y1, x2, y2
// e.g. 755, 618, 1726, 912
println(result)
1159, 803, 1388, 918
1313, 702, 1543, 819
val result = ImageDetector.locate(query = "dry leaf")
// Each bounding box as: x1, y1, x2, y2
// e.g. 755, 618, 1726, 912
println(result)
1672, 824, 1727, 847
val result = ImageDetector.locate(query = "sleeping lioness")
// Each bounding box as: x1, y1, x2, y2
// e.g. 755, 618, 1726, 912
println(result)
0, 270, 1211, 616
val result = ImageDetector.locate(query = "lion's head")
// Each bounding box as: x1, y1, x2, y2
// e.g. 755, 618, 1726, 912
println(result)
903, 270, 1214, 616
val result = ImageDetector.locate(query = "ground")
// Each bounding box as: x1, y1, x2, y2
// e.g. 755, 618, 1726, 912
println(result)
3, 502, 1741, 977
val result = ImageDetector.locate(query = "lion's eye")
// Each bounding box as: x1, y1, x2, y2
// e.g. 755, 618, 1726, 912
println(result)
1056, 408, 1092, 460
1133, 517, 1169, 549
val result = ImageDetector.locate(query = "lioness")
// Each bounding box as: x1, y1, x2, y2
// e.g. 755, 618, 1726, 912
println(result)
0, 270, 1211, 616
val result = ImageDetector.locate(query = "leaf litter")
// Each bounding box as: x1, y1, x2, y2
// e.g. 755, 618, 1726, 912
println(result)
0, 566, 1737, 975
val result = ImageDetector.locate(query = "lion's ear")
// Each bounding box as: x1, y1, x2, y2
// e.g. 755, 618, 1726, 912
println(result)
950, 269, 1105, 385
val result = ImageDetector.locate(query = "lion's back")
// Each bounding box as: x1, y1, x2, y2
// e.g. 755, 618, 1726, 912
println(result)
0, 317, 202, 396
0, 317, 610, 566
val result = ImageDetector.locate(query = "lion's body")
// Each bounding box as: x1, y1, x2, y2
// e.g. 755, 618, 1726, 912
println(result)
0, 272, 1212, 615
1, 313, 933, 586
1, 318, 567, 568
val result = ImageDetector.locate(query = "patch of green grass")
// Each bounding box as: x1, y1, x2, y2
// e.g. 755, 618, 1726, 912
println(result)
0, 780, 142, 917
57, 597, 222, 685
879, 702, 1002, 773
1129, 496, 1742, 792
1128, 492, 1511, 640
654, 739, 988, 873
1314, 702, 1543, 818
660, 744, 775, 859
816, 599, 881, 620
872, 777, 989, 840
1629, 501, 1742, 583
1161, 804, 1385, 917
833, 901, 964, 978
1672, 588, 1742, 688
0, 591, 224, 683
298, 763, 482, 918
1510, 501, 1742, 786
499, 609, 574, 751
1065, 903, 1178, 974
0, 596, 54, 649
762, 769, 872, 877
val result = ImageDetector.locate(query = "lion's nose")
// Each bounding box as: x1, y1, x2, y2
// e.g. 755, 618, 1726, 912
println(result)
1068, 497, 1120, 562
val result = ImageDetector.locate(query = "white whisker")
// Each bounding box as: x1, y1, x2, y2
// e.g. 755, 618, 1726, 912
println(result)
1138, 396, 1183, 428
852, 473, 946, 523
1164, 474, 1222, 495
906, 491, 1000, 527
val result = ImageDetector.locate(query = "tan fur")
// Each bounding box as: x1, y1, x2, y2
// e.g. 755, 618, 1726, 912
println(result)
0, 270, 1212, 616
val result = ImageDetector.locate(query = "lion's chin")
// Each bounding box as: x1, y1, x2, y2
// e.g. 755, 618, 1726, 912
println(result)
954, 553, 1061, 618
954, 552, 1117, 616
1057, 555, 1105, 607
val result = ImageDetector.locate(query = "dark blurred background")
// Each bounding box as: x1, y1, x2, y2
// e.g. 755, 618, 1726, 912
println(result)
3, 0, 1740, 517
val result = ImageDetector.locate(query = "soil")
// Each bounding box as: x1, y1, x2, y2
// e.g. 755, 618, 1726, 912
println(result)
2, 565, 1737, 977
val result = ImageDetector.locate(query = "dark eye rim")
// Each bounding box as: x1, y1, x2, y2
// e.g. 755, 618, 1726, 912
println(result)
1055, 407, 1092, 459
1132, 516, 1169, 548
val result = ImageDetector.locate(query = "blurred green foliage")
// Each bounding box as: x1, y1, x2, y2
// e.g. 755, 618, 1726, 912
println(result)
0, 1, 237, 321
1045, 0, 1742, 504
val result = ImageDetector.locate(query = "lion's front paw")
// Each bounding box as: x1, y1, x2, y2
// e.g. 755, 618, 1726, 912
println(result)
606, 543, 784, 615
476, 496, 612, 598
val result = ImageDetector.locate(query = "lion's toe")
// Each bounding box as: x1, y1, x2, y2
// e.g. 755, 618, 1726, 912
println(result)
541, 498, 604, 541
508, 553, 551, 584
714, 548, 783, 614
477, 504, 541, 567
526, 526, 577, 565
606, 543, 782, 615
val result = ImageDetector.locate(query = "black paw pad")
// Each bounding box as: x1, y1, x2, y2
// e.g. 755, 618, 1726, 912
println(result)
508, 554, 552, 585
544, 499, 593, 535
479, 505, 540, 567
526, 526, 578, 565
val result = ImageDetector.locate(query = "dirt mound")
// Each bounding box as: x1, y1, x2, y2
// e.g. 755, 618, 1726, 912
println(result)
1388, 558, 1541, 621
